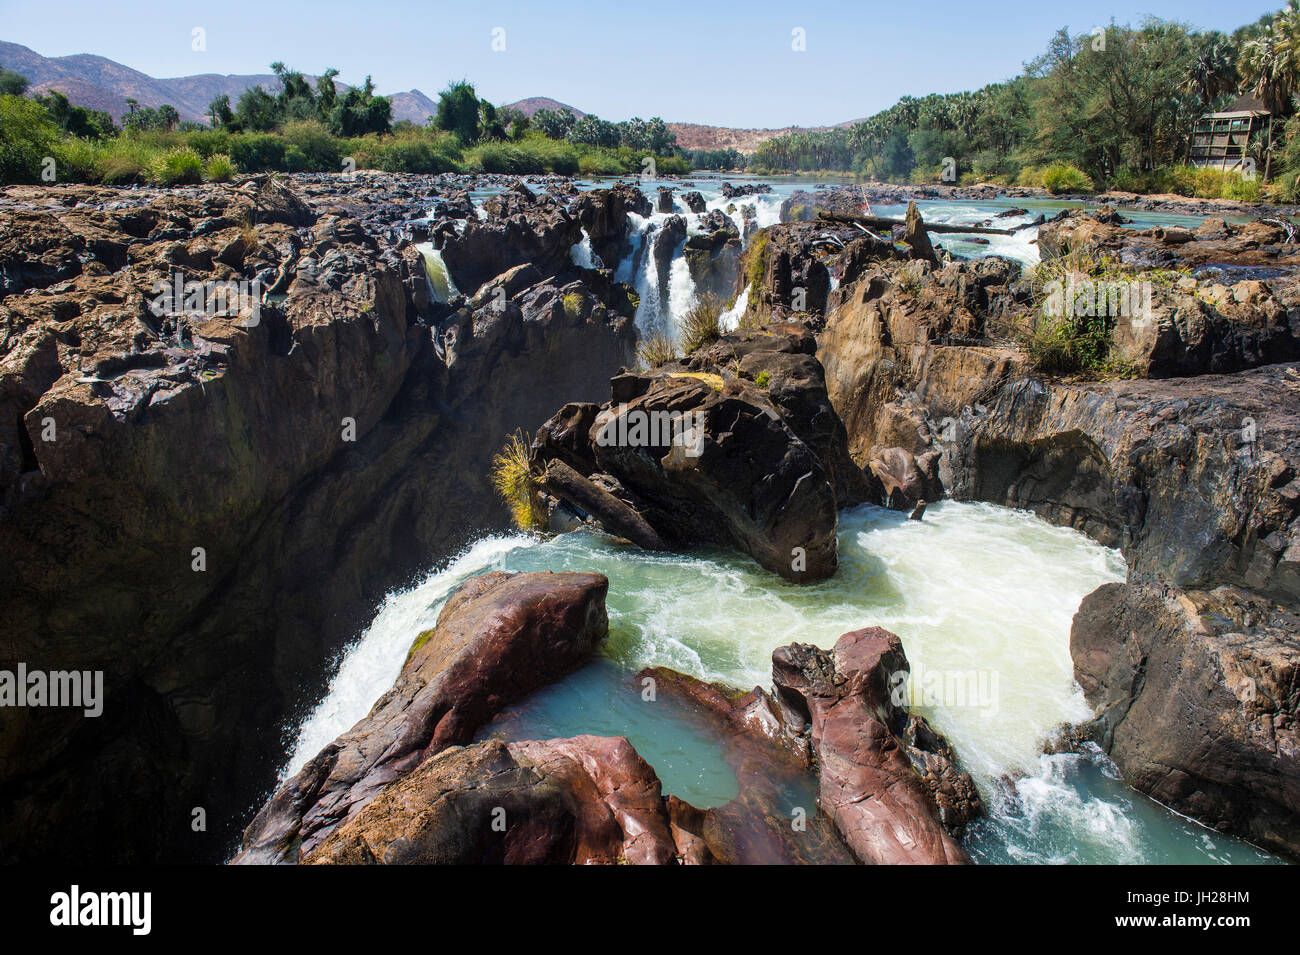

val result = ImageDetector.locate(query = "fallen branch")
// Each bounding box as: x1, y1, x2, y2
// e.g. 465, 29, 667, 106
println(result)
539, 460, 668, 551
818, 210, 1017, 236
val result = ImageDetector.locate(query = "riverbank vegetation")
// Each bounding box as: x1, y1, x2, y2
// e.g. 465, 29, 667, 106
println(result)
0, 68, 687, 185
750, 8, 1300, 202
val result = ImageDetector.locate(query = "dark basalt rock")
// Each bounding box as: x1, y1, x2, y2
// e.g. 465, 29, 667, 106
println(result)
536, 369, 840, 581
234, 570, 610, 864
303, 735, 681, 865
531, 326, 873, 582
571, 181, 650, 270
0, 176, 637, 863
1072, 577, 1300, 859
439, 182, 582, 296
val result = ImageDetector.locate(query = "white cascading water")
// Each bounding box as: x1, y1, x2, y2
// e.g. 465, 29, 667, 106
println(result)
278, 497, 1277, 863
719, 285, 750, 331
569, 228, 602, 269
282, 536, 523, 779
614, 188, 784, 343
413, 241, 459, 303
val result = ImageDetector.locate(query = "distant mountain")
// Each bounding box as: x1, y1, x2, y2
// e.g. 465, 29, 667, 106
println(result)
0, 41, 855, 153
667, 118, 861, 154
389, 89, 438, 125
0, 40, 435, 125
503, 97, 586, 119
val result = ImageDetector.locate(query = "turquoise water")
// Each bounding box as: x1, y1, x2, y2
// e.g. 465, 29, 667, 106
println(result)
285, 501, 1281, 865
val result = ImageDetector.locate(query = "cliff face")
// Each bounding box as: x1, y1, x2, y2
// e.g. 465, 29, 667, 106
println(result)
0, 175, 637, 862
801, 208, 1300, 856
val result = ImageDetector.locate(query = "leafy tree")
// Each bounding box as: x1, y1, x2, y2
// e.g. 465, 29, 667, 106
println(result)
1241, 1, 1300, 115
434, 80, 481, 142
34, 90, 115, 138
329, 76, 391, 136
498, 106, 529, 140
234, 85, 280, 132
568, 114, 619, 149
208, 94, 233, 128
533, 107, 576, 139
0, 64, 29, 95
0, 94, 60, 183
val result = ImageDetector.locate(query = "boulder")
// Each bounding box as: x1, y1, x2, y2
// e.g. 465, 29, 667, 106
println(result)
233, 570, 611, 863
770, 628, 973, 864
533, 368, 840, 581
1072, 578, 1300, 859
304, 736, 680, 865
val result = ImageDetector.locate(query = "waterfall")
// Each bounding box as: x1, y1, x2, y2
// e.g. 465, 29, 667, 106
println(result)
414, 242, 459, 303
569, 228, 603, 269
719, 285, 750, 331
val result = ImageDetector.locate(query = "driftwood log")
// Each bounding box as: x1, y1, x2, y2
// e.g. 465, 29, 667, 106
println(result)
539, 460, 668, 551
817, 210, 1021, 236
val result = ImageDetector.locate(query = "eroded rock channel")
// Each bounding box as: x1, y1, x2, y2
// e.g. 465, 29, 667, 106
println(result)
2, 174, 1296, 864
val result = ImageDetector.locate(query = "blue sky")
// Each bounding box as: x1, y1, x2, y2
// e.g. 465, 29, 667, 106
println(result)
0, 0, 1283, 126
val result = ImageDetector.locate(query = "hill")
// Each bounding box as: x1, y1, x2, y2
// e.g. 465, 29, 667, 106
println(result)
0, 40, 436, 125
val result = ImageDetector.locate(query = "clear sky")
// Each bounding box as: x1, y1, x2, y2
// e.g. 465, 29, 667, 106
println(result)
0, 0, 1283, 127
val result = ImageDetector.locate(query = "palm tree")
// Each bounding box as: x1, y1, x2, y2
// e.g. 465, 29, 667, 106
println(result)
1242, 1, 1300, 115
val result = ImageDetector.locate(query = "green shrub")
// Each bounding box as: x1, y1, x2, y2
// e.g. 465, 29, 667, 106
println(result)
754, 370, 771, 388
229, 133, 287, 172
1041, 162, 1093, 194
204, 153, 235, 182
467, 141, 530, 174
280, 120, 340, 171
184, 129, 232, 158
97, 138, 154, 184
151, 146, 203, 185
372, 135, 460, 173
53, 137, 101, 182
577, 151, 623, 176
0, 94, 60, 184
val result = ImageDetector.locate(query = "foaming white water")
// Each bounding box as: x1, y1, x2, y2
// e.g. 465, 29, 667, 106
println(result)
719, 285, 749, 331
281, 535, 530, 779
279, 500, 1281, 862
413, 242, 459, 303
286, 502, 1120, 790
909, 202, 1042, 266
665, 253, 697, 338
614, 212, 649, 285
569, 228, 602, 269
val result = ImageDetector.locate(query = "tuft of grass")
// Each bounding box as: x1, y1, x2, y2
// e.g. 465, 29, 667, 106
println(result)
562, 291, 585, 319
754, 370, 771, 388
637, 333, 676, 369
151, 146, 203, 185
680, 292, 723, 354
744, 231, 769, 289
489, 430, 544, 531
204, 153, 234, 182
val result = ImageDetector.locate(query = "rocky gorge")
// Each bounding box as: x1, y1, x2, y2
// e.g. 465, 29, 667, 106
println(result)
1, 170, 1297, 865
